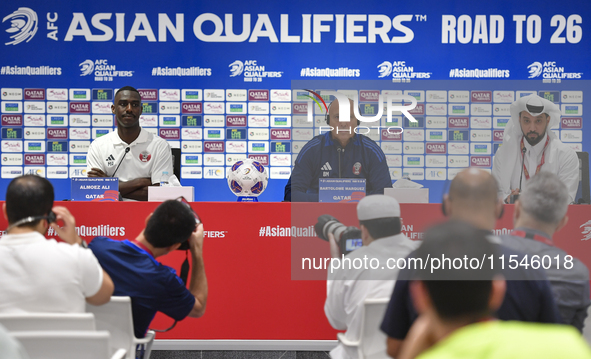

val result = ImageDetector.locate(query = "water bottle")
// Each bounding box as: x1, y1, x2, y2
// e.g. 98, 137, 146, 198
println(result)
160, 171, 169, 187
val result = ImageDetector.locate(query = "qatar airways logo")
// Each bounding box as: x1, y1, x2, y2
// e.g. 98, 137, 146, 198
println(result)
24, 154, 44, 165
204, 141, 224, 152
292, 103, 308, 114
493, 130, 504, 141
249, 154, 269, 166
448, 117, 468, 128
561, 118, 582, 129
271, 129, 291, 140
24, 89, 45, 100
70, 102, 90, 113
182, 102, 202, 114
1, 114, 22, 126
226, 115, 246, 126
138, 89, 158, 101
471, 91, 492, 103
360, 90, 380, 102
471, 156, 491, 167
159, 128, 180, 139
47, 128, 67, 139
248, 90, 269, 101
426, 143, 446, 154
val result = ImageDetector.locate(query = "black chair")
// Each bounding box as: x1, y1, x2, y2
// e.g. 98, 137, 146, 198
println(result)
171, 148, 181, 182
576, 152, 590, 204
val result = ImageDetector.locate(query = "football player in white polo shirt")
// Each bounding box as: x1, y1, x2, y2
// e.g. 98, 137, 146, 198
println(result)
87, 86, 173, 201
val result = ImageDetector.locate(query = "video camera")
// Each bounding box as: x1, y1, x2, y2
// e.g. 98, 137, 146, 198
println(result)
315, 215, 362, 255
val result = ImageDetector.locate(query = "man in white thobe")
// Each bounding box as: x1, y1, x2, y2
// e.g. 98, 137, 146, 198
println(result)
492, 94, 579, 203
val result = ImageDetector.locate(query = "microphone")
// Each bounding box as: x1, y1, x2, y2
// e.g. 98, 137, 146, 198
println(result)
111, 147, 130, 177
511, 147, 527, 204
519, 147, 527, 191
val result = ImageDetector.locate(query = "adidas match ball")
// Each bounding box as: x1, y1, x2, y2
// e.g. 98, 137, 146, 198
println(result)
227, 159, 268, 197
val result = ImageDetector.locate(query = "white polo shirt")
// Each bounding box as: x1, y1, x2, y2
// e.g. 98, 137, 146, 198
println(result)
86, 128, 173, 184
0, 232, 104, 313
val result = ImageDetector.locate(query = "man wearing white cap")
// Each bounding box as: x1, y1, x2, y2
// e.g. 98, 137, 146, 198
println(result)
492, 94, 579, 203
324, 195, 419, 359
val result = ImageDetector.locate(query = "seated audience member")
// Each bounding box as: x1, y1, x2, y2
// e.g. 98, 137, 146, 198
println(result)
502, 171, 590, 331
0, 175, 114, 313
325, 195, 419, 359
397, 221, 591, 359
381, 168, 561, 358
89, 200, 208, 338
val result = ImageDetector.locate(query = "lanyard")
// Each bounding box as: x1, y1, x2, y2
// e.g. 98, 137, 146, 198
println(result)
520, 135, 550, 180
510, 230, 554, 247
132, 240, 155, 258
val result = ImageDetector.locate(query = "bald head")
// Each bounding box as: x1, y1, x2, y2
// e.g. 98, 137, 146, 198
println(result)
6, 175, 54, 226
449, 168, 498, 206
327, 97, 357, 147
446, 169, 501, 229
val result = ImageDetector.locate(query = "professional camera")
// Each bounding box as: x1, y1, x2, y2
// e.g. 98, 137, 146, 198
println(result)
315, 215, 362, 255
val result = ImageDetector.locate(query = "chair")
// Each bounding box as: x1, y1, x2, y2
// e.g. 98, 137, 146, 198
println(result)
575, 152, 590, 204
87, 297, 155, 359
0, 313, 96, 331
11, 330, 126, 359
337, 298, 390, 359
171, 147, 181, 181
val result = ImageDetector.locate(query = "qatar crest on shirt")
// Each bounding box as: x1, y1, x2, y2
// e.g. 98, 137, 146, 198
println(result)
352, 162, 362, 175
139, 151, 152, 162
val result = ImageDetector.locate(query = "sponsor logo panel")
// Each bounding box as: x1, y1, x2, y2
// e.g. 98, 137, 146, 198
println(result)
2, 153, 22, 165
181, 141, 203, 153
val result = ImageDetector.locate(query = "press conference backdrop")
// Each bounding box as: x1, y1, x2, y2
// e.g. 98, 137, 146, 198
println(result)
0, 0, 589, 201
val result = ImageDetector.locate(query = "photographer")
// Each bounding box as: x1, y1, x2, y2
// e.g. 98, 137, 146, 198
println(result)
323, 195, 419, 359
89, 199, 208, 339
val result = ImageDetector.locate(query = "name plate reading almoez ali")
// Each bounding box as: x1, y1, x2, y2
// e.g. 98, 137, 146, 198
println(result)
71, 177, 119, 201
318, 178, 366, 203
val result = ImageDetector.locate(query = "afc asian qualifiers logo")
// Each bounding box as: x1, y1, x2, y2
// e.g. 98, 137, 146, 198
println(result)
139, 151, 151, 162
377, 61, 393, 78
527, 62, 542, 78
3, 7, 38, 45
79, 60, 94, 76
229, 60, 244, 77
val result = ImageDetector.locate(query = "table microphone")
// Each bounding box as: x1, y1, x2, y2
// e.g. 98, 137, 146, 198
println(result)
510, 147, 527, 204
111, 147, 130, 177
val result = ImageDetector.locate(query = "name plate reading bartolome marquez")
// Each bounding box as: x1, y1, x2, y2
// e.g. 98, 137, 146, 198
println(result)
71, 177, 119, 201
318, 178, 366, 203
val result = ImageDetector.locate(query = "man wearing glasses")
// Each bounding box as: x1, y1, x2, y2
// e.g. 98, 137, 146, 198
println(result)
88, 199, 208, 338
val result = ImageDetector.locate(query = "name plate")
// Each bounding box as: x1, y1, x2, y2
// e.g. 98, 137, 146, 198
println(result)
318, 178, 366, 203
71, 178, 119, 201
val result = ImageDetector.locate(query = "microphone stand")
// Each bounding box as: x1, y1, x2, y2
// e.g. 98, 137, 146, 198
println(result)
511, 146, 527, 204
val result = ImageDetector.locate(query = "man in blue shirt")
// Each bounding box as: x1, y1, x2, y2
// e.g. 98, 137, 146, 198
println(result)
89, 200, 207, 338
285, 98, 392, 202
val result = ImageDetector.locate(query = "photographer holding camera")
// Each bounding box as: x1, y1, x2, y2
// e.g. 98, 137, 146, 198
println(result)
89, 199, 208, 339
323, 195, 419, 359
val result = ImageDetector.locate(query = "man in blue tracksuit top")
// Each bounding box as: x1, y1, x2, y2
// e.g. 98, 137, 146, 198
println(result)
285, 98, 392, 202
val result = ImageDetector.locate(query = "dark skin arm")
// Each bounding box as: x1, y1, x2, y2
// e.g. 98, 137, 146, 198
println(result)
88, 167, 154, 201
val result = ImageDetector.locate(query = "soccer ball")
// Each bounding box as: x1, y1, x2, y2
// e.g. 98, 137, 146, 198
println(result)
227, 159, 268, 197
